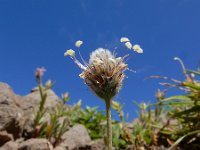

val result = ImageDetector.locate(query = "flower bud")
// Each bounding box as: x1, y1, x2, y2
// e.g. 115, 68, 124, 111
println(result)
120, 37, 130, 43
75, 40, 83, 48
133, 44, 143, 53
64, 49, 75, 57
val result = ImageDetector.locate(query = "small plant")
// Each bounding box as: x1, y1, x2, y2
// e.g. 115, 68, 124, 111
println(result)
151, 57, 200, 149
32, 67, 68, 147
64, 38, 143, 150
111, 100, 133, 149
70, 106, 106, 139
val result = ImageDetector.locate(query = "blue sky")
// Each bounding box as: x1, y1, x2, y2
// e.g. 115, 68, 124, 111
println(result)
0, 0, 200, 120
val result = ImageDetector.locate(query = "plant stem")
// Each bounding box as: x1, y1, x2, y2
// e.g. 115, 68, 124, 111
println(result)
105, 99, 112, 150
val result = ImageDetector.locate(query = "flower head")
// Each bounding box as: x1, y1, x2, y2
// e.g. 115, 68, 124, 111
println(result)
120, 37, 130, 43
64, 49, 75, 57
124, 42, 132, 49
65, 38, 143, 101
75, 40, 83, 48
35, 67, 46, 79
62, 92, 70, 103
79, 48, 128, 101
45, 80, 53, 89
121, 37, 144, 54
133, 44, 143, 53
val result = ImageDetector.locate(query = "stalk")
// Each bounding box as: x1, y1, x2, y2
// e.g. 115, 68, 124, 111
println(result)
105, 99, 112, 150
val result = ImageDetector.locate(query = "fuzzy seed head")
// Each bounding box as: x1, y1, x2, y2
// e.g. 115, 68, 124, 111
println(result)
80, 48, 128, 101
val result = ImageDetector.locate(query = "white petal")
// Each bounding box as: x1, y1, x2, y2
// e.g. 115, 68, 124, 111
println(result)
125, 42, 132, 49
64, 49, 75, 57
120, 37, 130, 43
75, 40, 83, 48
133, 44, 143, 53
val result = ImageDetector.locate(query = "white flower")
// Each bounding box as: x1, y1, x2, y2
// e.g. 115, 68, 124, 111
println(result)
64, 49, 75, 57
120, 37, 130, 43
133, 44, 143, 53
80, 48, 128, 100
45, 80, 53, 89
75, 40, 83, 48
124, 42, 132, 49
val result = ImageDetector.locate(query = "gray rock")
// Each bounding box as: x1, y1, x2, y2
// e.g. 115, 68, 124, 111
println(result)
0, 131, 13, 146
0, 83, 24, 140
0, 104, 24, 139
19, 138, 53, 150
89, 139, 106, 150
20, 89, 62, 137
21, 89, 61, 111
0, 82, 19, 105
60, 124, 91, 150
0, 141, 19, 150
53, 146, 66, 150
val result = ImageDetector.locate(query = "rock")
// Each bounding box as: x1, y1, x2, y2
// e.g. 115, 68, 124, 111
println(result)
0, 104, 24, 140
21, 89, 61, 112
60, 124, 91, 150
0, 131, 13, 146
53, 146, 66, 150
0, 83, 24, 140
0, 141, 19, 150
20, 89, 62, 138
0, 82, 20, 105
82, 139, 106, 150
19, 138, 53, 150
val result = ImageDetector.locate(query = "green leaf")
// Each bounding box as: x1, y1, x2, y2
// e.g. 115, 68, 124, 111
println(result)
162, 95, 191, 102
168, 130, 200, 150
174, 105, 200, 117
161, 101, 193, 106
182, 82, 200, 90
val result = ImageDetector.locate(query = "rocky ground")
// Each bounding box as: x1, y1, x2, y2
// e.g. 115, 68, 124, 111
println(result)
1, 82, 192, 150
0, 82, 107, 150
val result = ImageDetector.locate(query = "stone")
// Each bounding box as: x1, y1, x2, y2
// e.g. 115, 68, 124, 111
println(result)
60, 124, 91, 150
21, 89, 61, 111
0, 83, 24, 139
53, 146, 66, 150
82, 139, 106, 150
0, 82, 19, 105
20, 89, 62, 138
0, 141, 19, 150
0, 131, 13, 146
19, 138, 53, 150
0, 104, 24, 140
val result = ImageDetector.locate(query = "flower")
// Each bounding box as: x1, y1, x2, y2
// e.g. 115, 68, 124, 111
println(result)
64, 49, 75, 57
120, 37, 130, 43
133, 44, 143, 53
111, 100, 121, 111
35, 67, 46, 79
124, 42, 132, 49
62, 92, 70, 103
45, 80, 53, 89
79, 48, 128, 101
75, 40, 83, 48
155, 89, 166, 101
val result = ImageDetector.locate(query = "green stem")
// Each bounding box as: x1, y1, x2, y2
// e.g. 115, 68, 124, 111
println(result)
105, 99, 112, 150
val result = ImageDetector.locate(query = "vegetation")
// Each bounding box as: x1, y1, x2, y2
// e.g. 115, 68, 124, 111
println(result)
31, 56, 200, 149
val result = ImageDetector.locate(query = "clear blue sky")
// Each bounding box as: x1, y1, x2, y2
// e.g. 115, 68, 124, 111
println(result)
0, 0, 200, 120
